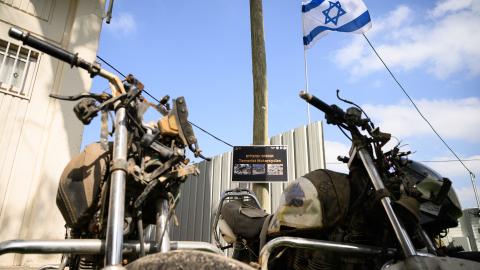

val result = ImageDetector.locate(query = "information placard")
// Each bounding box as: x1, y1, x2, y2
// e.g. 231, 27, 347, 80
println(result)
232, 145, 288, 182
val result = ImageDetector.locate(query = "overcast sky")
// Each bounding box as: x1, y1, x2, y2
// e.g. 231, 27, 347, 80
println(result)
86, 0, 480, 209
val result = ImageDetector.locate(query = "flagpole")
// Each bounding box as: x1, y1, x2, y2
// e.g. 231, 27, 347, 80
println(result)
303, 48, 311, 124
302, 10, 311, 124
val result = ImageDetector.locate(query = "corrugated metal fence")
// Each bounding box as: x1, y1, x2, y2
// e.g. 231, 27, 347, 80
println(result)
170, 121, 325, 243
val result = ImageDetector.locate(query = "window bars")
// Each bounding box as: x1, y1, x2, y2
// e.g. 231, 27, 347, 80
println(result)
0, 38, 39, 99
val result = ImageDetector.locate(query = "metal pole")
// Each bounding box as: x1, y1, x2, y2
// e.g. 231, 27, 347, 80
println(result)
105, 0, 115, 24
170, 241, 222, 254
302, 17, 311, 124
303, 49, 311, 124
259, 237, 398, 270
0, 239, 222, 256
418, 226, 437, 255
156, 198, 171, 253
250, 0, 271, 213
357, 148, 417, 258
104, 106, 128, 266
469, 173, 480, 212
0, 239, 104, 255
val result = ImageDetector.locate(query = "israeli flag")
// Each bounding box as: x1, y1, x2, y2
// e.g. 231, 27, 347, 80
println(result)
302, 0, 372, 48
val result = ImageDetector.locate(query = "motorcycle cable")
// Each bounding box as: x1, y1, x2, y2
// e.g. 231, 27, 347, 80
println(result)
337, 125, 353, 141
336, 89, 374, 130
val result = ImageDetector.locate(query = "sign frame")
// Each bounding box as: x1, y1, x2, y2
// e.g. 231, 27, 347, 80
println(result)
231, 145, 288, 183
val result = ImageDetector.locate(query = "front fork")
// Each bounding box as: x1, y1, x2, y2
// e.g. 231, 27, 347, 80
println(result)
355, 147, 417, 258
104, 106, 128, 267
155, 198, 171, 253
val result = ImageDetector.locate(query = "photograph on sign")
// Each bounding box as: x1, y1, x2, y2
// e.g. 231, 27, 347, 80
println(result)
232, 145, 288, 182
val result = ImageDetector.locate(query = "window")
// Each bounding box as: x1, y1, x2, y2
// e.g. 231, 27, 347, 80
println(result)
0, 38, 40, 99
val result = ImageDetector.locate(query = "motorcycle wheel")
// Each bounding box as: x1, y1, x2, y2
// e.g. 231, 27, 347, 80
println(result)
125, 250, 254, 270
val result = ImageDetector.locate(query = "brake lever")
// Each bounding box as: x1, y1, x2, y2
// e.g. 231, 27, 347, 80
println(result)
198, 152, 211, 161
188, 144, 211, 161
80, 93, 127, 120
53, 92, 114, 125
50, 92, 111, 102
98, 93, 127, 110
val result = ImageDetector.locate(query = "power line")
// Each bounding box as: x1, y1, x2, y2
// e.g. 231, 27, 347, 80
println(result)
188, 122, 234, 147
362, 33, 480, 210
96, 55, 127, 78
95, 55, 234, 148
326, 158, 480, 165
415, 159, 480, 163
362, 34, 475, 178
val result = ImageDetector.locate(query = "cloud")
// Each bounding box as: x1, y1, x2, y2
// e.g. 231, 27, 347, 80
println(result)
425, 155, 480, 179
335, 1, 480, 79
362, 98, 480, 143
105, 12, 137, 37
372, 5, 413, 34
429, 0, 474, 18
324, 140, 350, 173
453, 185, 478, 209
324, 140, 350, 161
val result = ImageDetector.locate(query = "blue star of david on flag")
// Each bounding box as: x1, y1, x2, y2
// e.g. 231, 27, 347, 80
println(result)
322, 1, 346, 26
302, 0, 372, 48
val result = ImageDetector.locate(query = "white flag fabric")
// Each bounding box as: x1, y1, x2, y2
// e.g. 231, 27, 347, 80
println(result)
302, 0, 372, 48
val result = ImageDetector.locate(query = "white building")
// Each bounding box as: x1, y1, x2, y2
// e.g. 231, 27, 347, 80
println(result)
444, 223, 471, 251
460, 208, 480, 251
0, 0, 105, 266
444, 208, 480, 252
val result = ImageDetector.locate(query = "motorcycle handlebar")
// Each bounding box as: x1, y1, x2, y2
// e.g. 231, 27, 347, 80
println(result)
299, 91, 345, 121
9, 27, 96, 73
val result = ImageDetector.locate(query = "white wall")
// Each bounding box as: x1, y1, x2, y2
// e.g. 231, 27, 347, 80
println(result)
0, 0, 105, 266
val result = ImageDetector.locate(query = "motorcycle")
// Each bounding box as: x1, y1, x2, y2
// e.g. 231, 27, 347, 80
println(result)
0, 27, 253, 270
214, 91, 480, 269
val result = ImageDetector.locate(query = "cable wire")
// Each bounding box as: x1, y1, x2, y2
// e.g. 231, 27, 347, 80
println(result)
96, 55, 127, 78
362, 34, 476, 179
188, 121, 234, 147
95, 55, 234, 148
326, 158, 480, 165
413, 159, 480, 163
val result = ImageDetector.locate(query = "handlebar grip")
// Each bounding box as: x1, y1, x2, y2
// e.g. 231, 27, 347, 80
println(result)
9, 27, 91, 71
9, 28, 75, 64
299, 91, 336, 115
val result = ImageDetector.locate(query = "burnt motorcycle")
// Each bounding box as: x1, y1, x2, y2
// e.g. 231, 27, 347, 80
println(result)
0, 27, 253, 270
214, 91, 480, 269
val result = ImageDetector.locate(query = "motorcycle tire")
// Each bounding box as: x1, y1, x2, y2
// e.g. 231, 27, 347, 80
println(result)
125, 250, 254, 270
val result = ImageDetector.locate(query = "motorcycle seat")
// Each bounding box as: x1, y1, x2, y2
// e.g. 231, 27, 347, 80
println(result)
220, 200, 269, 240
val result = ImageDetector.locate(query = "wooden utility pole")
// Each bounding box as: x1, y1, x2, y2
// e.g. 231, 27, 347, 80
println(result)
249, 0, 270, 213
